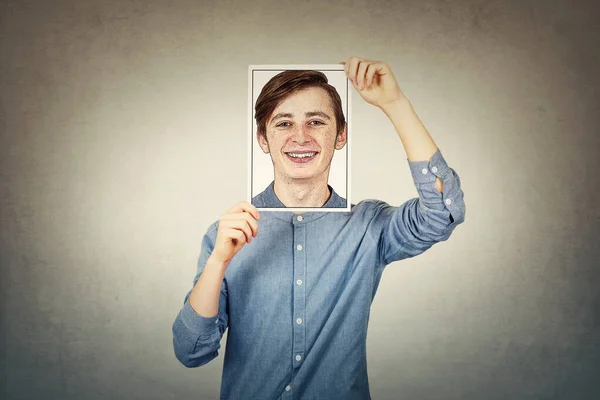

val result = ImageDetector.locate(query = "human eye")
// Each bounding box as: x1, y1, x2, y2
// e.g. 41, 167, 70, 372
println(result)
308, 120, 325, 126
276, 121, 292, 127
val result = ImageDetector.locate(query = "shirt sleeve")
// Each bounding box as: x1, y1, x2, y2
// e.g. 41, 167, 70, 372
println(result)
172, 223, 229, 368
378, 148, 466, 265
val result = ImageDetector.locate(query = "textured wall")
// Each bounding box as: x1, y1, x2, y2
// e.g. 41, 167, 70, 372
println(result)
1, 0, 599, 399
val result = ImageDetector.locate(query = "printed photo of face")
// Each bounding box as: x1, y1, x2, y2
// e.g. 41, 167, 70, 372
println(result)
249, 66, 350, 211
257, 86, 347, 186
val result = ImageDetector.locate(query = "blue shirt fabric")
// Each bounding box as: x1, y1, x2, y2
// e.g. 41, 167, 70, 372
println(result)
252, 182, 348, 209
172, 148, 466, 400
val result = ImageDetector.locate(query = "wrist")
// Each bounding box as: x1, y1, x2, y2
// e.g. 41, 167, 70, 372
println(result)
380, 95, 410, 116
206, 255, 230, 274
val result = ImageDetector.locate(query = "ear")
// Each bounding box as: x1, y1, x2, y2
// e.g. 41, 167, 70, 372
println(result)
334, 124, 348, 150
257, 131, 270, 154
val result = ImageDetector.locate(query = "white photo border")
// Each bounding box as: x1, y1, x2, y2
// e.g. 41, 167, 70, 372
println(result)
247, 64, 351, 212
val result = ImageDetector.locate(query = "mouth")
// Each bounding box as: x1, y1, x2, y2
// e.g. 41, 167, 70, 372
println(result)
284, 151, 318, 164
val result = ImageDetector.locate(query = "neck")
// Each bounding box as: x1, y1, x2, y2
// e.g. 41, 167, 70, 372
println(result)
273, 175, 331, 208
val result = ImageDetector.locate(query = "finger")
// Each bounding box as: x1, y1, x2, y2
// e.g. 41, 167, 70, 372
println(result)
371, 61, 389, 77
247, 215, 259, 237
222, 220, 252, 243
239, 213, 259, 237
222, 227, 247, 247
226, 201, 260, 220
340, 60, 349, 78
339, 61, 347, 76
220, 212, 259, 237
220, 218, 254, 243
347, 56, 362, 85
365, 63, 377, 88
227, 201, 258, 217
356, 61, 370, 90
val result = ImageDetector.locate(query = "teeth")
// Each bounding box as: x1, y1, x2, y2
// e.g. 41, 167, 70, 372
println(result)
288, 152, 315, 158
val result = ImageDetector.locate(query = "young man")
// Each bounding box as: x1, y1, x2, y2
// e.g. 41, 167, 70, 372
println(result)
252, 69, 348, 209
172, 57, 466, 399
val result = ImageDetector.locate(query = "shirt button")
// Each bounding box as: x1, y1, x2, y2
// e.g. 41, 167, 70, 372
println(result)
285, 385, 291, 391
445, 198, 452, 205
296, 318, 303, 324
296, 355, 302, 361
432, 166, 438, 173
296, 215, 303, 222
296, 279, 303, 285
296, 244, 303, 251
421, 168, 428, 174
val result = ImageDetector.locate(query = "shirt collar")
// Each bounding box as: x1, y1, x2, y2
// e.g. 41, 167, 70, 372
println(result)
254, 181, 348, 223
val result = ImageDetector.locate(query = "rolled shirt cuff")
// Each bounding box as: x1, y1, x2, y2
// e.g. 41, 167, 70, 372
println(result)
180, 299, 220, 340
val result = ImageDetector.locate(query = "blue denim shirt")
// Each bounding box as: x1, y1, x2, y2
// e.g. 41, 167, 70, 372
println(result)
173, 148, 466, 400
252, 182, 348, 209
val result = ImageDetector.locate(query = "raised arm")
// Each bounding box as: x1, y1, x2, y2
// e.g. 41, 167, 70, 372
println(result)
343, 56, 465, 263
343, 57, 439, 163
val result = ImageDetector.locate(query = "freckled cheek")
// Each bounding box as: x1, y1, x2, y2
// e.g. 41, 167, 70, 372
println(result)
268, 128, 333, 149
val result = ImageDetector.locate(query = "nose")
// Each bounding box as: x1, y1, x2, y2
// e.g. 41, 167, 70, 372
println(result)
291, 124, 310, 144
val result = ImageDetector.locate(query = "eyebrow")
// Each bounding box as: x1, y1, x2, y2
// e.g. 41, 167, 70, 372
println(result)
270, 112, 294, 124
270, 111, 332, 124
305, 111, 331, 120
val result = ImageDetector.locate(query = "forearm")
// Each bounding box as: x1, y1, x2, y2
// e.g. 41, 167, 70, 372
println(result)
188, 256, 228, 318
381, 96, 443, 192
379, 148, 467, 264
380, 96, 438, 161
173, 254, 228, 368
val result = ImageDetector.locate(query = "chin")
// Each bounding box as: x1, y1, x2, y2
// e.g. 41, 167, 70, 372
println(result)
274, 159, 329, 182
286, 172, 317, 181
284, 167, 327, 182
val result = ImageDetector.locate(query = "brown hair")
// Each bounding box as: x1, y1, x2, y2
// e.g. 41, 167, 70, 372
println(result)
254, 70, 346, 138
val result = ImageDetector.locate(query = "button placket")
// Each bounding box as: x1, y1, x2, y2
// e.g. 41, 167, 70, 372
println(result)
292, 220, 306, 371
438, 173, 458, 223
294, 351, 305, 367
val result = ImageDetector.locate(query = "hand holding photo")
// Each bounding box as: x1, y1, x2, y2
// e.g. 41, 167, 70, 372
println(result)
248, 65, 350, 212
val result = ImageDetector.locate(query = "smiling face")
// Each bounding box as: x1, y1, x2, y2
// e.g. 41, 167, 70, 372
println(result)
257, 86, 347, 185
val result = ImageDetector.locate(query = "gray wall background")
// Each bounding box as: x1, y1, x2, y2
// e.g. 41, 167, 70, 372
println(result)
1, 0, 598, 399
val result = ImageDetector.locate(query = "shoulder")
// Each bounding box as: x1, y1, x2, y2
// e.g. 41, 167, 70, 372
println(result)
342, 199, 398, 241
346, 199, 399, 238
251, 191, 266, 208
320, 199, 396, 230
351, 199, 396, 218
252, 183, 280, 208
